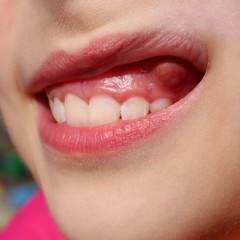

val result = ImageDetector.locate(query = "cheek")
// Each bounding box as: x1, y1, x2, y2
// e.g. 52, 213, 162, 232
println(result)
0, 2, 22, 97
0, 1, 31, 135
0, 92, 36, 172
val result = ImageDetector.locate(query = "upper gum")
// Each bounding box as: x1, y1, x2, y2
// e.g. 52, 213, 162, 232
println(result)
46, 58, 197, 104
46, 75, 177, 104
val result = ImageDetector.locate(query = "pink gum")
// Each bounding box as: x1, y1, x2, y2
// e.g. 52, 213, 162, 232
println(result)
46, 57, 202, 104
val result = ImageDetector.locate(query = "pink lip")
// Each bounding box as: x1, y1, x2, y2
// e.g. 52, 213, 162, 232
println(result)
32, 31, 207, 154
38, 96, 190, 153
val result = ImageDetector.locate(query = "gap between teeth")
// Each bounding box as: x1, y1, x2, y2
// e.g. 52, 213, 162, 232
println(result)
49, 94, 172, 127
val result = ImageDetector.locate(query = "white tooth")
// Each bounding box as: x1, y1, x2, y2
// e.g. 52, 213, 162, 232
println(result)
49, 97, 65, 123
150, 98, 172, 113
121, 97, 149, 120
64, 93, 88, 127
89, 95, 121, 126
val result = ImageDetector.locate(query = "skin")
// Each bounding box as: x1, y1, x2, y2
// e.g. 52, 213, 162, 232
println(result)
1, 1, 240, 239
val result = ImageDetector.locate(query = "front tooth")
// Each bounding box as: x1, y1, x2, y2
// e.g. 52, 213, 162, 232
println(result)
49, 97, 65, 123
121, 97, 149, 120
89, 95, 121, 126
150, 98, 172, 113
64, 93, 88, 127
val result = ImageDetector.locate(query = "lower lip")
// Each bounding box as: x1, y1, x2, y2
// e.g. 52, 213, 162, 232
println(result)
37, 86, 198, 154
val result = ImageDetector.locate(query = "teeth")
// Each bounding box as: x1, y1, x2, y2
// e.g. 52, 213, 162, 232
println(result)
49, 97, 65, 123
64, 93, 88, 127
150, 98, 172, 113
89, 95, 121, 126
121, 97, 149, 120
49, 94, 173, 126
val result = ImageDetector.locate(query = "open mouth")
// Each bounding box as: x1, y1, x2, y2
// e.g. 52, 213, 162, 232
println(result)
46, 57, 202, 126
31, 31, 207, 154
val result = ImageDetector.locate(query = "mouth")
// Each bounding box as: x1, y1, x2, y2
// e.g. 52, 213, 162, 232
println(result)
30, 31, 207, 154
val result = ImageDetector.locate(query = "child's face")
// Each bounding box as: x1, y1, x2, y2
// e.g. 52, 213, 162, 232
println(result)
1, 1, 240, 239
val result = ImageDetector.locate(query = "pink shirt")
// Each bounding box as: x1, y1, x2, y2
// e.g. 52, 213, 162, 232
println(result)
0, 191, 65, 240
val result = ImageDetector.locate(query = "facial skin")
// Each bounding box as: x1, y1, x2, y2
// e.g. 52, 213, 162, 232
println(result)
1, 1, 240, 240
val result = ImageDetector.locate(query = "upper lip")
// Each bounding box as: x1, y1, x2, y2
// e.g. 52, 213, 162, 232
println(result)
28, 30, 207, 93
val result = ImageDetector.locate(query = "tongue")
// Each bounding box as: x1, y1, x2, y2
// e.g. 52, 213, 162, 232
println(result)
46, 57, 202, 104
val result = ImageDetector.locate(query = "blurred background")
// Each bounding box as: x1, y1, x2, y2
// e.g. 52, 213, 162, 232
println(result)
0, 116, 37, 230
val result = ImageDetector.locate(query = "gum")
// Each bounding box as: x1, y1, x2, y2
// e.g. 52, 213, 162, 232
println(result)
46, 57, 202, 104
